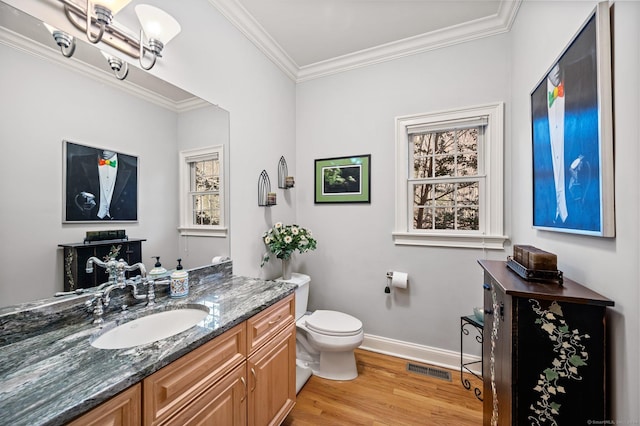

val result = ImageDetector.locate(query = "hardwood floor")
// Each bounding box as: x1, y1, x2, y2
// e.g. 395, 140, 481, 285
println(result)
283, 349, 483, 426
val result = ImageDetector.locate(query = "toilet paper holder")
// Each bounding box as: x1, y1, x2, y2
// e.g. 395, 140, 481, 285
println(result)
384, 271, 408, 294
385, 271, 393, 293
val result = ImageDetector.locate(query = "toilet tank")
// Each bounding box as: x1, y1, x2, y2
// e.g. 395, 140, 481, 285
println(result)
277, 273, 310, 320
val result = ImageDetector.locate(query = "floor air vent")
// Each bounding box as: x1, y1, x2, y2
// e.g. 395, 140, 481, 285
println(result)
406, 363, 452, 381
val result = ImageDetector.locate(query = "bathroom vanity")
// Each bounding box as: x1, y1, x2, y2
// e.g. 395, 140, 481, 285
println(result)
479, 260, 614, 425
0, 263, 296, 426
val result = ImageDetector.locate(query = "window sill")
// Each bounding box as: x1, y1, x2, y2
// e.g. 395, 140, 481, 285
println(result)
392, 232, 508, 249
178, 226, 228, 238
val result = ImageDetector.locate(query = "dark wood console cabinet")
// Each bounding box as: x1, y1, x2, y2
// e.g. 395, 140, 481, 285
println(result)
479, 260, 614, 426
59, 239, 146, 291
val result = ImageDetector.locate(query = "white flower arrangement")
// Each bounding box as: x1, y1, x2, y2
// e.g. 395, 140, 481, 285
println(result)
261, 222, 317, 266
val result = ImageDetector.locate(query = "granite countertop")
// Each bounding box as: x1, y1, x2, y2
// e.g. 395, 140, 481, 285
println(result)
0, 267, 295, 426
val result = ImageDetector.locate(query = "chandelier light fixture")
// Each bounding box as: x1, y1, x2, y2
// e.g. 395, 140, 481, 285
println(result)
46, 0, 181, 79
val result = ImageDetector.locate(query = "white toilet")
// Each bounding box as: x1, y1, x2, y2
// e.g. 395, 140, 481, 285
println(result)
278, 273, 364, 391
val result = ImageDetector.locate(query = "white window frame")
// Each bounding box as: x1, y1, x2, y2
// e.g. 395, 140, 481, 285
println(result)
178, 145, 227, 237
393, 102, 507, 249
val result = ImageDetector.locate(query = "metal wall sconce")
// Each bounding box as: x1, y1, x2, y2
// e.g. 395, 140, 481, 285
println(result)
45, 0, 181, 79
258, 170, 276, 207
278, 156, 295, 189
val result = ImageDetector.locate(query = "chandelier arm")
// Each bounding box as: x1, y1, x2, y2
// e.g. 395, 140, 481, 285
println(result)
85, 4, 106, 44
114, 62, 129, 80
138, 29, 157, 71
61, 39, 76, 58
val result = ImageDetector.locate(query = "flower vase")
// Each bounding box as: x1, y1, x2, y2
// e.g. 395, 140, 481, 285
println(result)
282, 258, 292, 280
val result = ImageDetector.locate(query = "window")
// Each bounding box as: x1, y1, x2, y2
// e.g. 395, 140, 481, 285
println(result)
393, 103, 507, 249
178, 146, 227, 237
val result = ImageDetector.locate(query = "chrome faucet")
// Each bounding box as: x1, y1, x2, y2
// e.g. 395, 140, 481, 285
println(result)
85, 258, 148, 325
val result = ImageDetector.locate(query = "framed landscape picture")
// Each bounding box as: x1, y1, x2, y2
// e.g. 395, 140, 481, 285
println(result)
530, 2, 614, 237
314, 154, 371, 204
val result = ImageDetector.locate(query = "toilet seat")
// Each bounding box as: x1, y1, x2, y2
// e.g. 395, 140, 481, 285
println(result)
304, 310, 363, 337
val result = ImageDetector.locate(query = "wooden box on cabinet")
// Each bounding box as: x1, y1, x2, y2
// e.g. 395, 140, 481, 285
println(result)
479, 260, 614, 426
59, 238, 145, 291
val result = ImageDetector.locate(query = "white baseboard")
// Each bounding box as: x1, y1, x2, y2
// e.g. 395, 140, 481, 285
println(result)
359, 333, 482, 376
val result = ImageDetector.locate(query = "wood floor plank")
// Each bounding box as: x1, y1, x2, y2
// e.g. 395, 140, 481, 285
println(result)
283, 349, 483, 425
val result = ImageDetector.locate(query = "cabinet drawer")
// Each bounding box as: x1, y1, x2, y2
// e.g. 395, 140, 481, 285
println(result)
246, 294, 294, 354
143, 323, 246, 426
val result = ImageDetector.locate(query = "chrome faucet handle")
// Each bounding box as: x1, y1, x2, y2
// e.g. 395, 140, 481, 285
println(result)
146, 278, 170, 306
85, 292, 106, 325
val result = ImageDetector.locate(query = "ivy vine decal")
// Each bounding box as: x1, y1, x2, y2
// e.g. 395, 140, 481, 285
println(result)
528, 299, 590, 425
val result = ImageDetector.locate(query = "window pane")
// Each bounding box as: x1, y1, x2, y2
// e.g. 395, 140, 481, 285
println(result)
413, 207, 433, 229
434, 155, 455, 177
412, 134, 434, 178
191, 159, 220, 192
457, 207, 479, 230
458, 128, 478, 152
456, 154, 478, 176
413, 184, 432, 207
434, 184, 454, 206
192, 194, 220, 225
436, 131, 455, 154
456, 182, 479, 205
434, 207, 455, 229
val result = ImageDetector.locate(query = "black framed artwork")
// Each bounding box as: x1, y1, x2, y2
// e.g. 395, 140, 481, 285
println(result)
63, 140, 138, 222
314, 154, 371, 204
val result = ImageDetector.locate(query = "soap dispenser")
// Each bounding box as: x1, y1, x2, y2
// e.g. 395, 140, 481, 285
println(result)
170, 258, 189, 298
149, 256, 167, 278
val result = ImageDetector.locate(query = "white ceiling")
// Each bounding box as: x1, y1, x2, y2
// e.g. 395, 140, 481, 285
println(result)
208, 0, 522, 81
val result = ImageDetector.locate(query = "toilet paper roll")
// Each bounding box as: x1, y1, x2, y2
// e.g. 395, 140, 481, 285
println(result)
211, 256, 229, 264
391, 271, 408, 289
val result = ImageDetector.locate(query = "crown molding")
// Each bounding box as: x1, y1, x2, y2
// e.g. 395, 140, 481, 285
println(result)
208, 0, 521, 83
206, 0, 299, 81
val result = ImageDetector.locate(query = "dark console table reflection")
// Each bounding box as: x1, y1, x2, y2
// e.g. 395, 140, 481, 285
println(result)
59, 238, 146, 291
460, 315, 483, 401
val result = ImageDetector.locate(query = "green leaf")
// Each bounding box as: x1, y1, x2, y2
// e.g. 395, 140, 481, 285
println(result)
544, 368, 559, 381
569, 355, 587, 367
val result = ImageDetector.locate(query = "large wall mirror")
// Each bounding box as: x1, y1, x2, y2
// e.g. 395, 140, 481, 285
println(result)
0, 1, 230, 307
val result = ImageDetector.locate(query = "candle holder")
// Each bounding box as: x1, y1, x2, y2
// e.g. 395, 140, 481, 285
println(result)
258, 170, 276, 206
278, 156, 294, 189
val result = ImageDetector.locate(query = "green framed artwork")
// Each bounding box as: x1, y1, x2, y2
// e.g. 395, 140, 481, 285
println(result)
314, 154, 371, 204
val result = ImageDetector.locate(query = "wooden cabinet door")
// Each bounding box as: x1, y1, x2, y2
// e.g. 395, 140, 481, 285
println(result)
247, 323, 296, 426
67, 383, 141, 426
163, 363, 247, 426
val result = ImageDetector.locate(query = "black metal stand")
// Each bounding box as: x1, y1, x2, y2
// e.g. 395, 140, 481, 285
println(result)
460, 315, 483, 401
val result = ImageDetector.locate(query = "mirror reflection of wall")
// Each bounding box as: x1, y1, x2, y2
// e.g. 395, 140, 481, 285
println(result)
0, 4, 230, 307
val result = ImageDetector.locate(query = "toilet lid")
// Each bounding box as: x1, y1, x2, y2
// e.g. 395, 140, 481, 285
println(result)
305, 310, 363, 336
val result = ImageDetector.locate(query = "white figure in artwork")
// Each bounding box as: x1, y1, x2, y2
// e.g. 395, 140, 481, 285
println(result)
546, 63, 568, 223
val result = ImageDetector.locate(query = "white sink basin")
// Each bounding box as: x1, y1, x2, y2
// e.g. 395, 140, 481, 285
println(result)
91, 305, 210, 349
